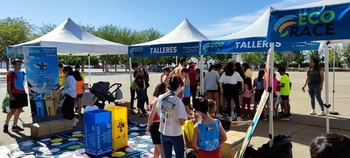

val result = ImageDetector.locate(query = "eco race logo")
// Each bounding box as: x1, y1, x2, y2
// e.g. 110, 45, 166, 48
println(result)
274, 9, 335, 37
129, 47, 143, 56
202, 42, 224, 52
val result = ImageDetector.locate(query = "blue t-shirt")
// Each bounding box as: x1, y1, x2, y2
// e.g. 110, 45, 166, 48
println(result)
183, 77, 191, 97
196, 119, 220, 151
255, 78, 264, 89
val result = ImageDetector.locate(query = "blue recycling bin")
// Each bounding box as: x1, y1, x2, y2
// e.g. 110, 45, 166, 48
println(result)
84, 109, 112, 157
35, 101, 46, 116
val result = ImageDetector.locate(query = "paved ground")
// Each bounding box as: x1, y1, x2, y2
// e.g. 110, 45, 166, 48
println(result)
0, 69, 349, 158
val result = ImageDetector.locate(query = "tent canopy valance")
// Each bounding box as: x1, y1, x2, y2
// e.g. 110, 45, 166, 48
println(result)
128, 19, 207, 58
201, 7, 320, 55
6, 18, 128, 58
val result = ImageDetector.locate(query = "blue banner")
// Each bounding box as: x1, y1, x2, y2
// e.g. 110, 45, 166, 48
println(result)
24, 46, 60, 117
6, 43, 40, 58
201, 37, 320, 55
267, 2, 350, 42
128, 42, 200, 58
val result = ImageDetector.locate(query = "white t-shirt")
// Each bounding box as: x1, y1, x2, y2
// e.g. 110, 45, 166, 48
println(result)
156, 92, 188, 136
219, 72, 243, 84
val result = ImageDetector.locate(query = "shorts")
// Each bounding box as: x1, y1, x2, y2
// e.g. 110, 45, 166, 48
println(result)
10, 93, 28, 109
206, 90, 219, 93
281, 95, 289, 101
150, 122, 161, 144
77, 94, 83, 98
254, 89, 264, 101
273, 92, 277, 98
182, 97, 190, 105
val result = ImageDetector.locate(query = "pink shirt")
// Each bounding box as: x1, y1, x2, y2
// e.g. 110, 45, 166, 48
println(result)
268, 78, 278, 92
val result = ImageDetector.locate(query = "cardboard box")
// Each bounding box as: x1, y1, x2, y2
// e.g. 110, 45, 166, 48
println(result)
221, 131, 246, 158
30, 119, 74, 138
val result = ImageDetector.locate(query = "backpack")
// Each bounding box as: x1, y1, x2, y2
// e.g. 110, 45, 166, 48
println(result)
114, 88, 123, 100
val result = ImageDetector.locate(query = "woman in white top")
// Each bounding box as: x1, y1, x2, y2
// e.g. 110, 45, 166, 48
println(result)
147, 76, 188, 158
60, 66, 79, 126
219, 62, 244, 121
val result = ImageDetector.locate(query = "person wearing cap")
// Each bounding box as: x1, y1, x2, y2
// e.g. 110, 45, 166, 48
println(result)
188, 62, 199, 105
74, 64, 85, 80
4, 59, 26, 133
192, 98, 227, 158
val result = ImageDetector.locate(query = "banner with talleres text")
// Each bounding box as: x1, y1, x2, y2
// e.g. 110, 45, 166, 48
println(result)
201, 37, 320, 55
128, 42, 200, 58
267, 2, 350, 42
23, 46, 60, 122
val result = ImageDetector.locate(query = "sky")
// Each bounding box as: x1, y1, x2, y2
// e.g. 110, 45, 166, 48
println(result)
2, 0, 318, 38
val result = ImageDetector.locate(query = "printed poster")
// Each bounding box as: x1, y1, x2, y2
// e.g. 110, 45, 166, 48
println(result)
23, 46, 60, 118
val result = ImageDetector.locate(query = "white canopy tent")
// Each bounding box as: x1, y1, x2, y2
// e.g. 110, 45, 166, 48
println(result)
10, 18, 128, 56
213, 7, 274, 40
8, 18, 129, 84
129, 19, 208, 85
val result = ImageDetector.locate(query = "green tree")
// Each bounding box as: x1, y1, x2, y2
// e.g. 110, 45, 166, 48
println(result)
329, 44, 341, 68
0, 17, 34, 70
341, 43, 350, 67
211, 54, 233, 63
293, 51, 305, 68
241, 52, 265, 66
306, 50, 323, 62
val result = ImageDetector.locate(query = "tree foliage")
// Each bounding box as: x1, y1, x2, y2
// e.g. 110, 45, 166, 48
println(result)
241, 52, 266, 66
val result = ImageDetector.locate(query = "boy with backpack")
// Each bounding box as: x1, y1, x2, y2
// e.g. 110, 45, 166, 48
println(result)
3, 59, 27, 133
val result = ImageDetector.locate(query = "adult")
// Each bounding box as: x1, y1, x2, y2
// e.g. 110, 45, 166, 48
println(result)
242, 63, 253, 79
310, 133, 350, 158
147, 82, 167, 158
60, 66, 79, 126
219, 62, 244, 121
170, 57, 187, 80
3, 59, 26, 133
130, 63, 144, 109
73, 71, 84, 117
188, 62, 199, 105
205, 65, 220, 116
302, 59, 325, 116
147, 76, 188, 158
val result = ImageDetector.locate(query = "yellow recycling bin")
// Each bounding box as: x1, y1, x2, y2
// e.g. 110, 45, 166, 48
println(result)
104, 105, 128, 150
43, 91, 57, 116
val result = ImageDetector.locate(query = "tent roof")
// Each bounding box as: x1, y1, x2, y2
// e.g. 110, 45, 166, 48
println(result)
212, 7, 273, 40
11, 18, 128, 55
272, 0, 350, 44
133, 19, 208, 46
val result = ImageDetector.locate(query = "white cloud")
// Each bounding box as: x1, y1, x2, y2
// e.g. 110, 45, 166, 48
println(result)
200, 0, 319, 38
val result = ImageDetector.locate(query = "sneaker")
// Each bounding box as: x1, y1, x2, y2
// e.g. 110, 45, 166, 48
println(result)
72, 118, 79, 127
12, 125, 24, 132
229, 116, 233, 122
288, 114, 293, 119
237, 117, 243, 121
280, 115, 290, 121
310, 110, 317, 115
318, 111, 326, 116
3, 124, 9, 133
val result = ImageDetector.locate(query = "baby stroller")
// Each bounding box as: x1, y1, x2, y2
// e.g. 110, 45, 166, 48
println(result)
89, 81, 123, 109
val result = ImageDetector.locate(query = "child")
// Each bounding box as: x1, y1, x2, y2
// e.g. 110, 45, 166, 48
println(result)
253, 70, 266, 120
147, 82, 167, 158
241, 78, 253, 118
136, 81, 147, 117
278, 67, 291, 121
160, 67, 171, 84
183, 108, 201, 151
192, 98, 227, 158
